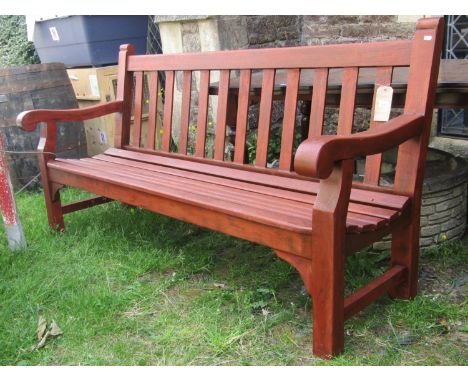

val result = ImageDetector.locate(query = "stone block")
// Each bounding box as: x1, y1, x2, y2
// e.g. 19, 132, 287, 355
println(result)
421, 225, 441, 237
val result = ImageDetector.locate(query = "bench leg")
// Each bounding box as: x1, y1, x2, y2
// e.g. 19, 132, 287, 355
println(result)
43, 180, 65, 232
389, 221, 419, 299
276, 249, 345, 359
310, 242, 345, 358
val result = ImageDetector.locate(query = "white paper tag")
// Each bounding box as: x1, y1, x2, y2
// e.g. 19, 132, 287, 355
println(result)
89, 75, 100, 97
49, 27, 60, 41
373, 85, 393, 122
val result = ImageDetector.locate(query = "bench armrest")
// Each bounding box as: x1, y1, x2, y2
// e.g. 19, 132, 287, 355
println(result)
294, 113, 425, 179
16, 100, 123, 132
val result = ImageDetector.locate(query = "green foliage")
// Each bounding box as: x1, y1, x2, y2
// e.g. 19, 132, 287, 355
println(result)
0, 15, 39, 69
246, 126, 303, 165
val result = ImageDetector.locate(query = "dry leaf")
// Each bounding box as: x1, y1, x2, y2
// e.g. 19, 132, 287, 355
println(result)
30, 318, 63, 352
49, 320, 63, 337
36, 331, 50, 349
36, 316, 47, 340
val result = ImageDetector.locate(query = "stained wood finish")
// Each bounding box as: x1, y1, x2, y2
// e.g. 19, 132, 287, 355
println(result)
337, 67, 359, 135
146, 71, 159, 150
256, 69, 275, 167
214, 70, 231, 160
364, 66, 394, 185
15, 17, 444, 360
279, 69, 300, 171
17, 101, 123, 131
233, 69, 251, 164
127, 40, 413, 71
162, 71, 175, 152
132, 71, 144, 147
62, 196, 112, 214
195, 70, 210, 157
114, 44, 135, 148
179, 70, 192, 154
308, 68, 329, 137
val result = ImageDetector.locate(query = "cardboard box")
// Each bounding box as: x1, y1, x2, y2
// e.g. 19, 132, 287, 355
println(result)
67, 66, 164, 156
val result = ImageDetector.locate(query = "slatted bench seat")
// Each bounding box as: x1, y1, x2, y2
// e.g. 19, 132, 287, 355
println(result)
17, 17, 444, 359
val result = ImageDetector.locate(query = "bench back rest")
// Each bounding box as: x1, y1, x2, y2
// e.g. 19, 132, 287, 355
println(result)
115, 17, 443, 197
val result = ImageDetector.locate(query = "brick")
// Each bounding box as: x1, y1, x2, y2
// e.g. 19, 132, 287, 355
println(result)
428, 209, 452, 221
326, 16, 360, 24
420, 225, 441, 237
419, 237, 435, 247
341, 24, 380, 39
372, 241, 392, 251
441, 219, 461, 232
421, 205, 436, 215
359, 15, 397, 23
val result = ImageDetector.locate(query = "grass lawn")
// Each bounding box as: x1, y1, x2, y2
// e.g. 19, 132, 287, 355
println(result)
0, 188, 466, 365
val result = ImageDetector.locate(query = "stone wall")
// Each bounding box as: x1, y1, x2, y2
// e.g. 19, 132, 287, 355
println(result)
301, 15, 417, 45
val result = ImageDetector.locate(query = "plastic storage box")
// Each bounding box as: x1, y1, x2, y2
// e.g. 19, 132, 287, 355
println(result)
33, 16, 148, 67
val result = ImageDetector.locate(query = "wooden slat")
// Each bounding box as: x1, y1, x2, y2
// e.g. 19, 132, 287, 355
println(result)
234, 69, 251, 164
104, 148, 410, 211
162, 70, 175, 152
114, 44, 134, 148
344, 265, 406, 320
337, 67, 359, 135
132, 71, 144, 147
146, 71, 159, 150
214, 70, 230, 160
256, 69, 275, 167
52, 156, 404, 234
363, 67, 394, 185
93, 153, 402, 223
179, 70, 192, 154
279, 69, 300, 171
62, 196, 112, 214
308, 68, 329, 137
48, 166, 311, 257
127, 40, 413, 71
195, 70, 210, 157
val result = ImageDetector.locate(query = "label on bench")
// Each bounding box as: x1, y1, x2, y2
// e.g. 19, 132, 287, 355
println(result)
373, 85, 393, 122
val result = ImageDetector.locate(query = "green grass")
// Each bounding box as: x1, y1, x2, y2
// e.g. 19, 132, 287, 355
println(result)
0, 188, 466, 365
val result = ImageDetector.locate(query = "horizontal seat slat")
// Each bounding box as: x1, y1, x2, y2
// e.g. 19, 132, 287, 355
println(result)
105, 148, 410, 211
92, 153, 401, 223
49, 154, 410, 234
49, 159, 312, 233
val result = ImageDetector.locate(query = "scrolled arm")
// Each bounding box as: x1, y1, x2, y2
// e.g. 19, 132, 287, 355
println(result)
294, 113, 425, 179
16, 100, 123, 132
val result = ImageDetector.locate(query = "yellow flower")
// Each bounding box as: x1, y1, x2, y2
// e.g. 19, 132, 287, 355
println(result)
440, 233, 448, 241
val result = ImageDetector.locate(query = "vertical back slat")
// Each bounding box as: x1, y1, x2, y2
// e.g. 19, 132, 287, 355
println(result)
337, 67, 359, 135
114, 44, 135, 148
146, 71, 159, 150
279, 68, 300, 170
195, 70, 210, 157
214, 70, 230, 160
132, 71, 144, 147
364, 66, 393, 185
162, 70, 175, 152
308, 68, 329, 137
179, 70, 192, 154
234, 69, 251, 164
256, 69, 275, 167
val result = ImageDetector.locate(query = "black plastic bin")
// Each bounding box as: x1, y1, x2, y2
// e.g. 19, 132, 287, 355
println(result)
33, 16, 148, 67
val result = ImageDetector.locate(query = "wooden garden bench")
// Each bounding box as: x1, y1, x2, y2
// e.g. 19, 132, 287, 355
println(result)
17, 17, 444, 358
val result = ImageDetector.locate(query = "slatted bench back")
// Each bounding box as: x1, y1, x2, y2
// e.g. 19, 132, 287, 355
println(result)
114, 18, 443, 197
